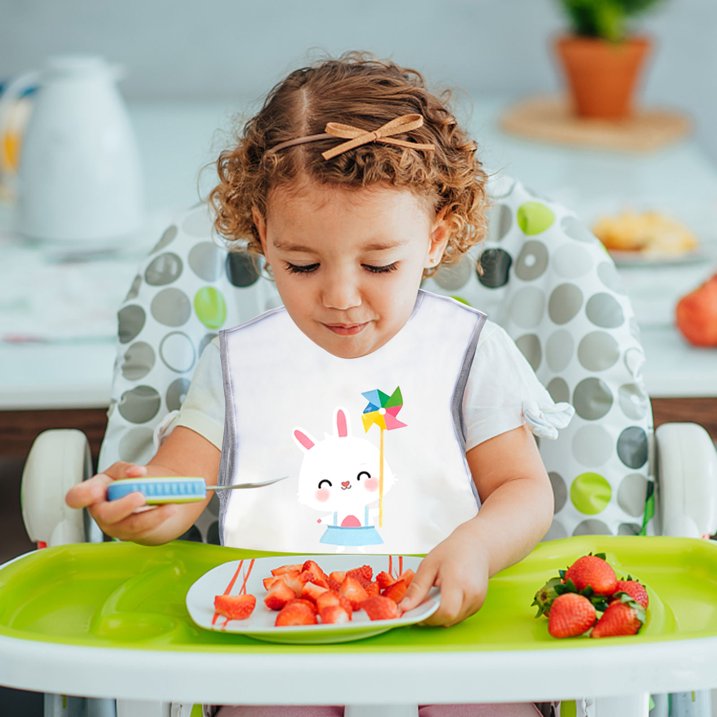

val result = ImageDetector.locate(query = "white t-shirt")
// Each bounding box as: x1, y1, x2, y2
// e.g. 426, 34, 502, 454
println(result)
176, 314, 565, 453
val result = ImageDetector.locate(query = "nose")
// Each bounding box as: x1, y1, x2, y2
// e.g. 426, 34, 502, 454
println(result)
341, 481, 351, 489
322, 267, 361, 310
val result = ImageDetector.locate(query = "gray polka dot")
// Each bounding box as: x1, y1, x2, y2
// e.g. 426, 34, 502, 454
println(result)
547, 377, 570, 404
118, 305, 146, 344
618, 523, 641, 536
151, 288, 191, 327
189, 242, 224, 282
514, 240, 549, 281
124, 274, 142, 302
573, 519, 612, 536
552, 242, 594, 279
207, 493, 220, 517
515, 334, 542, 371
198, 332, 218, 357
180, 525, 203, 543
596, 262, 626, 294
561, 215, 597, 243
207, 520, 221, 545
624, 347, 645, 378
145, 253, 183, 287
618, 383, 650, 420
118, 427, 155, 463
544, 521, 568, 541
166, 377, 191, 412
150, 225, 178, 253
121, 341, 155, 381
617, 473, 648, 517
118, 385, 161, 424
546, 330, 574, 372
548, 284, 583, 325
572, 424, 614, 466
573, 378, 614, 420
433, 254, 472, 290
226, 251, 261, 288
586, 293, 625, 329
159, 331, 196, 373
509, 286, 545, 328
549, 471, 568, 512
577, 331, 620, 371
478, 248, 512, 288
486, 203, 513, 242
617, 426, 648, 469
182, 207, 213, 237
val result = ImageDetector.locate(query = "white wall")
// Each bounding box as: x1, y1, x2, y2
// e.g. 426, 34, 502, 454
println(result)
2, 0, 717, 162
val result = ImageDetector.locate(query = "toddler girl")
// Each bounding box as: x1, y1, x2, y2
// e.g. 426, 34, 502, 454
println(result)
67, 52, 572, 717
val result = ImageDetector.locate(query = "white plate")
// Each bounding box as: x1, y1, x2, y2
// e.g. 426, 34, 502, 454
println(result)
609, 249, 709, 268
186, 554, 440, 644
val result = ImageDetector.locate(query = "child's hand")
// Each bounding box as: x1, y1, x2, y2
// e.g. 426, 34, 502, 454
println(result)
398, 526, 490, 627
65, 462, 181, 544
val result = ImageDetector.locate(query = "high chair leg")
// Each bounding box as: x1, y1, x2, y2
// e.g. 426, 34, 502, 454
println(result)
344, 705, 418, 717
116, 700, 170, 717
591, 693, 649, 716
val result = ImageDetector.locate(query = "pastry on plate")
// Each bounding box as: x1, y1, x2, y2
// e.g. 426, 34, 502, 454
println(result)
592, 210, 699, 256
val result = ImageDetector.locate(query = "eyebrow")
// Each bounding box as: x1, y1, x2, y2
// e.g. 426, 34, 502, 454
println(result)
272, 238, 406, 252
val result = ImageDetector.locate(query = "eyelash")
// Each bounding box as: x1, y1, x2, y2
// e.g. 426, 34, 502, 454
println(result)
284, 262, 399, 275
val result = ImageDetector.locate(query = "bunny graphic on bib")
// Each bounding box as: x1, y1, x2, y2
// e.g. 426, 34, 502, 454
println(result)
293, 408, 396, 548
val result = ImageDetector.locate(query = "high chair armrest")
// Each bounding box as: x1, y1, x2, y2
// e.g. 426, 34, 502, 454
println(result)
21, 428, 94, 547
655, 422, 717, 538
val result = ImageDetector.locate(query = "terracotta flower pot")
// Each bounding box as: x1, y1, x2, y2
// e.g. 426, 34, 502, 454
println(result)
555, 35, 652, 120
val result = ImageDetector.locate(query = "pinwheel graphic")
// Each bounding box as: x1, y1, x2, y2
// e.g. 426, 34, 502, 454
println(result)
361, 386, 406, 527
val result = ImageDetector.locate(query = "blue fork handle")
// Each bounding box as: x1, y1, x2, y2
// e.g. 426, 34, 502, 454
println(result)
106, 477, 207, 504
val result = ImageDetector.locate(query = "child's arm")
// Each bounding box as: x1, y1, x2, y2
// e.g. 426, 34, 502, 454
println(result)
65, 427, 220, 546
399, 423, 553, 626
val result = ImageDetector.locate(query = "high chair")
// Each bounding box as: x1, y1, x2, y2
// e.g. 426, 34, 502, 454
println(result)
6, 175, 717, 717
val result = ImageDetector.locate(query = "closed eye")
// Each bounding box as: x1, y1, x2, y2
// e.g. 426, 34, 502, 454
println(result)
318, 479, 332, 489
356, 471, 370, 481
362, 262, 398, 274
285, 262, 319, 274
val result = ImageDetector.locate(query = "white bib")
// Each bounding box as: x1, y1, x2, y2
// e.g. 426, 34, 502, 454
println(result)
218, 290, 486, 554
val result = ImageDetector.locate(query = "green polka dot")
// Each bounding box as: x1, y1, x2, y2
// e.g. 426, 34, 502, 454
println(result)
451, 295, 471, 306
517, 202, 555, 235
194, 287, 227, 329
570, 472, 612, 515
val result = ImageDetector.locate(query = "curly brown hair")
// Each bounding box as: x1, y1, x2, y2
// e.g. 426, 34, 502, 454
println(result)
209, 52, 489, 271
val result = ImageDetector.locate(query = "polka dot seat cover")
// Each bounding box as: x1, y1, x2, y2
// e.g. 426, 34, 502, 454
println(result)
100, 176, 653, 543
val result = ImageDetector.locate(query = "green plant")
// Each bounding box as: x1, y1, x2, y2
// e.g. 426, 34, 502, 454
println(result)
557, 0, 664, 42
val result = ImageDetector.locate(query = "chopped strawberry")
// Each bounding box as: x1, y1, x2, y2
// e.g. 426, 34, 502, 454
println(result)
563, 554, 618, 596
329, 570, 346, 585
319, 604, 352, 625
613, 579, 649, 608
264, 579, 297, 611
213, 593, 257, 620
547, 593, 597, 638
591, 594, 645, 638
301, 581, 330, 603
302, 560, 329, 584
375, 571, 396, 590
279, 570, 308, 596
364, 582, 380, 597
361, 595, 402, 621
339, 576, 369, 609
316, 590, 353, 616
346, 565, 373, 584
382, 578, 408, 604
299, 569, 329, 589
275, 599, 317, 627
262, 576, 280, 591
270, 562, 304, 576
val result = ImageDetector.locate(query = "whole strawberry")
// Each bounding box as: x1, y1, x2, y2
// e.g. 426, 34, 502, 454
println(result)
614, 578, 649, 608
548, 593, 597, 638
563, 553, 617, 596
591, 594, 645, 638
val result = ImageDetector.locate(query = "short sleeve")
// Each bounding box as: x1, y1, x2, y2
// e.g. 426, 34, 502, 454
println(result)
172, 337, 225, 449
462, 321, 574, 450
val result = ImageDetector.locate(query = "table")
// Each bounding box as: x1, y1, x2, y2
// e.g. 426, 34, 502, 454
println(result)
2, 97, 716, 456
1, 536, 716, 717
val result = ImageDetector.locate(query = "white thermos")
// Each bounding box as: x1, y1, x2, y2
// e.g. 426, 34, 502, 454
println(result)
7, 55, 143, 244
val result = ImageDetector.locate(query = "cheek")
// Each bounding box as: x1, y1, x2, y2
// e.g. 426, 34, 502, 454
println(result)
364, 478, 379, 492
315, 488, 331, 502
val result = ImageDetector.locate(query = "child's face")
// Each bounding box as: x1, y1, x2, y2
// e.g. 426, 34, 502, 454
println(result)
254, 181, 449, 359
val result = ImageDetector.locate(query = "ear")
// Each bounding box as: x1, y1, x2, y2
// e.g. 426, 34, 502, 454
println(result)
425, 207, 451, 269
293, 429, 315, 451
335, 409, 349, 438
251, 206, 268, 254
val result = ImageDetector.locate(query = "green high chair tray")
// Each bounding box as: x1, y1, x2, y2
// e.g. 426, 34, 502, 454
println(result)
1, 535, 716, 706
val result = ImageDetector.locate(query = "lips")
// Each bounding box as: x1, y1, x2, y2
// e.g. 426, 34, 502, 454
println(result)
324, 322, 368, 336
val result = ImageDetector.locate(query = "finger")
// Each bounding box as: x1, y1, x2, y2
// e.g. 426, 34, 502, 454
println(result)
103, 462, 147, 480
398, 559, 438, 612
91, 490, 149, 526
65, 474, 113, 509
420, 586, 464, 627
